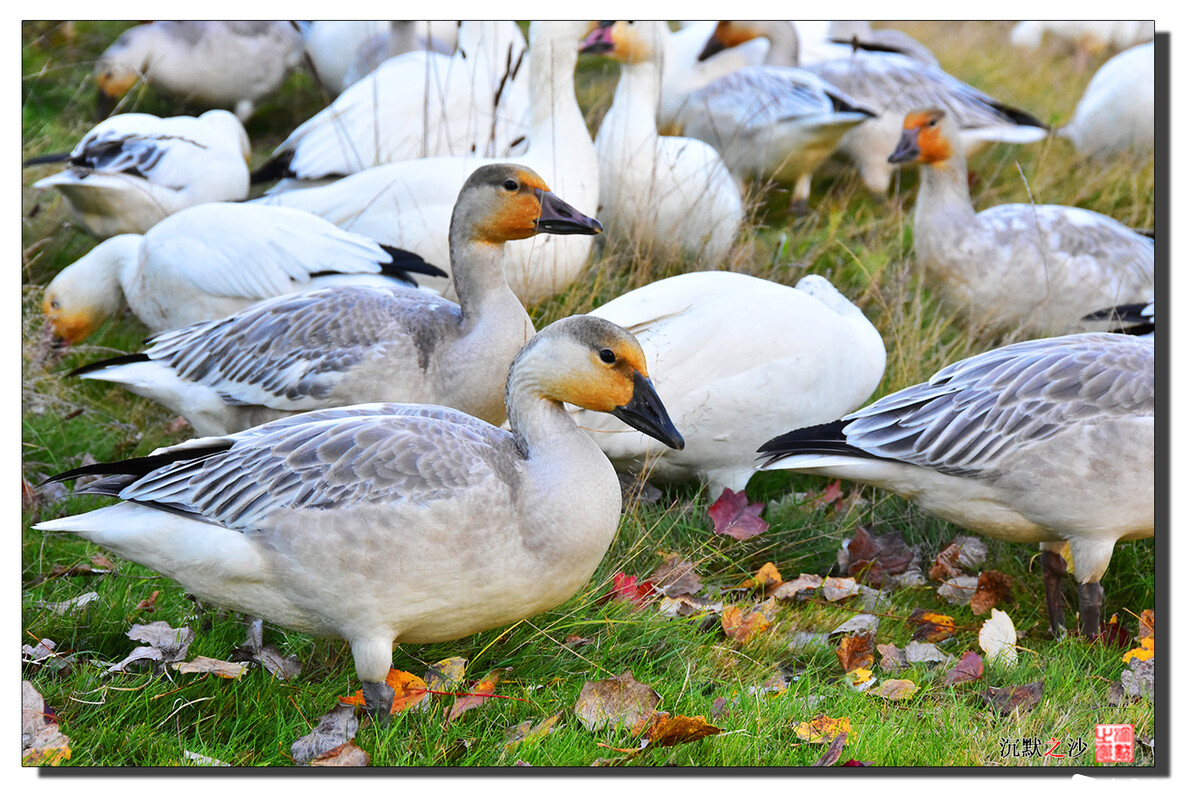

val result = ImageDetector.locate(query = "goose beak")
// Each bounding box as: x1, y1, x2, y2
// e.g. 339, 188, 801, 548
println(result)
612, 372, 685, 450
579, 24, 615, 55
533, 189, 603, 236
888, 127, 921, 164
697, 31, 728, 62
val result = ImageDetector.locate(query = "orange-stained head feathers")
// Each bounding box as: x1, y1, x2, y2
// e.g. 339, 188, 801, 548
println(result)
42, 293, 101, 345
454, 164, 601, 245
888, 109, 954, 166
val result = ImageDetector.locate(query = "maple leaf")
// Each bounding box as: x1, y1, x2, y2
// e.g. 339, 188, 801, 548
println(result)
708, 488, 768, 540
575, 671, 661, 732
836, 631, 875, 672
1122, 636, 1154, 664
944, 651, 985, 686
1098, 614, 1135, 648
607, 572, 655, 608
793, 714, 853, 744
969, 571, 1013, 615
720, 598, 777, 644
447, 667, 509, 722
907, 609, 955, 643
979, 609, 1018, 667
981, 681, 1043, 716
339, 668, 428, 715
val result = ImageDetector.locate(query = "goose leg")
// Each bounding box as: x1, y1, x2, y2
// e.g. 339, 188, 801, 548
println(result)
1078, 582, 1106, 639
362, 680, 396, 726
1067, 537, 1116, 640
1040, 545, 1069, 638
352, 636, 396, 725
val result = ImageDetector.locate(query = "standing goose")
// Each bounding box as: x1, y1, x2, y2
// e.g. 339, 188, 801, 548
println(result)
891, 109, 1153, 337
758, 332, 1153, 638
698, 21, 1048, 195
257, 21, 598, 304
580, 21, 743, 264
36, 315, 685, 723
94, 21, 303, 121
572, 271, 885, 498
41, 202, 445, 345
70, 164, 602, 434
24, 110, 251, 239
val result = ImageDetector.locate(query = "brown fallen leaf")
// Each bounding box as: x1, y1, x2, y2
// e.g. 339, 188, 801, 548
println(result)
290, 703, 358, 764
929, 542, 964, 582
844, 525, 917, 588
721, 598, 777, 644
944, 651, 985, 686
821, 577, 860, 602
741, 562, 783, 592
447, 667, 509, 722
135, 590, 161, 613
340, 668, 428, 715
835, 631, 875, 672
564, 634, 593, 648
981, 681, 1044, 716
793, 714, 853, 744
876, 643, 909, 672
311, 742, 369, 767
574, 671, 661, 732
970, 571, 1014, 615
175, 655, 248, 679
907, 609, 955, 643
503, 712, 562, 752
708, 488, 768, 540
648, 556, 703, 598
1138, 610, 1154, 639
867, 679, 919, 700
812, 732, 848, 766
768, 573, 822, 600
639, 713, 722, 746
22, 681, 70, 766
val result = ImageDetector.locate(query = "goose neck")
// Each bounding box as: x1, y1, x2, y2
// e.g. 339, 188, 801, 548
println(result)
761, 21, 800, 67
446, 235, 517, 326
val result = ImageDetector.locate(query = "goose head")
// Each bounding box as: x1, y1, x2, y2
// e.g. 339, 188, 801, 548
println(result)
42, 235, 139, 346
450, 164, 602, 246
95, 28, 151, 118
512, 315, 685, 450
579, 21, 667, 65
199, 109, 252, 164
888, 109, 958, 167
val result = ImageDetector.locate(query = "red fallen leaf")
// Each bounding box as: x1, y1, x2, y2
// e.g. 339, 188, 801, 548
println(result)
969, 571, 1013, 615
981, 681, 1044, 716
447, 667, 510, 722
944, 651, 985, 685
708, 488, 768, 541
822, 479, 844, 510
839, 759, 873, 767
609, 572, 655, 608
1098, 614, 1135, 648
845, 525, 916, 587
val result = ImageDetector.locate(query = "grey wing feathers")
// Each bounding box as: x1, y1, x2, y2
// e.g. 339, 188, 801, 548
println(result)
695, 68, 849, 128
843, 333, 1153, 476
72, 132, 195, 180
143, 286, 461, 408
114, 404, 520, 528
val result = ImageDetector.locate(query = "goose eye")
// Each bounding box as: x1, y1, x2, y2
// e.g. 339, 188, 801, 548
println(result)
502, 178, 519, 192
599, 348, 616, 364
928, 118, 938, 127
49, 299, 61, 309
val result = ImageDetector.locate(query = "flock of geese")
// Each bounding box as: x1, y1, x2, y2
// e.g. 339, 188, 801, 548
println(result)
25, 20, 1155, 723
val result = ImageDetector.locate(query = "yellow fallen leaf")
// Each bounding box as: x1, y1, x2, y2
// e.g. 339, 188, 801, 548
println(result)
740, 562, 782, 591
845, 668, 876, 692
1123, 636, 1154, 663
793, 714, 853, 744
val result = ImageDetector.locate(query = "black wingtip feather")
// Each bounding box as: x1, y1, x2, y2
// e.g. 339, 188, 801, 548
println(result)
40, 442, 234, 489
69, 352, 151, 378
986, 100, 1049, 130
248, 150, 296, 184
756, 419, 877, 466
23, 152, 73, 167
379, 245, 449, 283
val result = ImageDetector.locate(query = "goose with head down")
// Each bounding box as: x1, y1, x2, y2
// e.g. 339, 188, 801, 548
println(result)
69, 164, 601, 435
580, 21, 743, 265
24, 110, 250, 239
890, 109, 1153, 337
36, 314, 684, 724
41, 201, 446, 346
758, 331, 1153, 638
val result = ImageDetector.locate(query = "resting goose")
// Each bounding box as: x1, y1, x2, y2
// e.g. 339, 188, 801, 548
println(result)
759, 332, 1154, 638
580, 21, 743, 264
71, 164, 601, 434
1084, 301, 1155, 337
1060, 42, 1154, 158
657, 22, 769, 135
891, 109, 1154, 337
572, 271, 885, 497
699, 21, 1048, 195
36, 314, 685, 723
41, 202, 445, 345
25, 110, 251, 239
257, 21, 598, 304
680, 22, 874, 209
95, 21, 304, 121
254, 21, 528, 183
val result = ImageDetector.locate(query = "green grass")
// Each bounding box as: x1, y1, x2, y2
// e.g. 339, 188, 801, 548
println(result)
21, 21, 1155, 768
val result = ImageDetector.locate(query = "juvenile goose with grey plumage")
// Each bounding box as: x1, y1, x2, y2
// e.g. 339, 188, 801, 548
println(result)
70, 164, 601, 434
758, 332, 1153, 638
37, 315, 684, 723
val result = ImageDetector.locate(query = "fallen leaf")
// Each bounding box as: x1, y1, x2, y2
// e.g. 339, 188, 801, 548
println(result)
831, 613, 878, 635
787, 631, 830, 651
979, 609, 1018, 667
944, 651, 985, 685
574, 672, 661, 732
639, 712, 722, 746
768, 573, 822, 600
843, 525, 917, 588
970, 571, 1014, 615
175, 656, 248, 679
1098, 614, 1135, 648
90, 553, 115, 570
447, 668, 509, 722
35, 591, 99, 616
822, 577, 860, 602
1116, 657, 1154, 703
1138, 610, 1154, 639
821, 479, 844, 509
135, 590, 161, 612
229, 620, 303, 679
503, 713, 562, 751
311, 742, 369, 767
835, 631, 875, 672
340, 668, 428, 715
876, 643, 909, 672
937, 575, 978, 605
868, 679, 919, 700
564, 635, 593, 648
904, 642, 952, 664
22, 681, 70, 766
741, 562, 782, 592
708, 488, 768, 540
793, 714, 853, 744
710, 696, 733, 720
720, 598, 777, 644
659, 594, 720, 618
929, 542, 964, 582
845, 668, 875, 691
839, 759, 873, 766
812, 732, 848, 766
22, 638, 76, 675
424, 656, 468, 693
981, 681, 1043, 716
127, 621, 194, 662
182, 750, 230, 767
954, 537, 988, 569
610, 572, 655, 608
907, 609, 955, 643
647, 556, 703, 598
